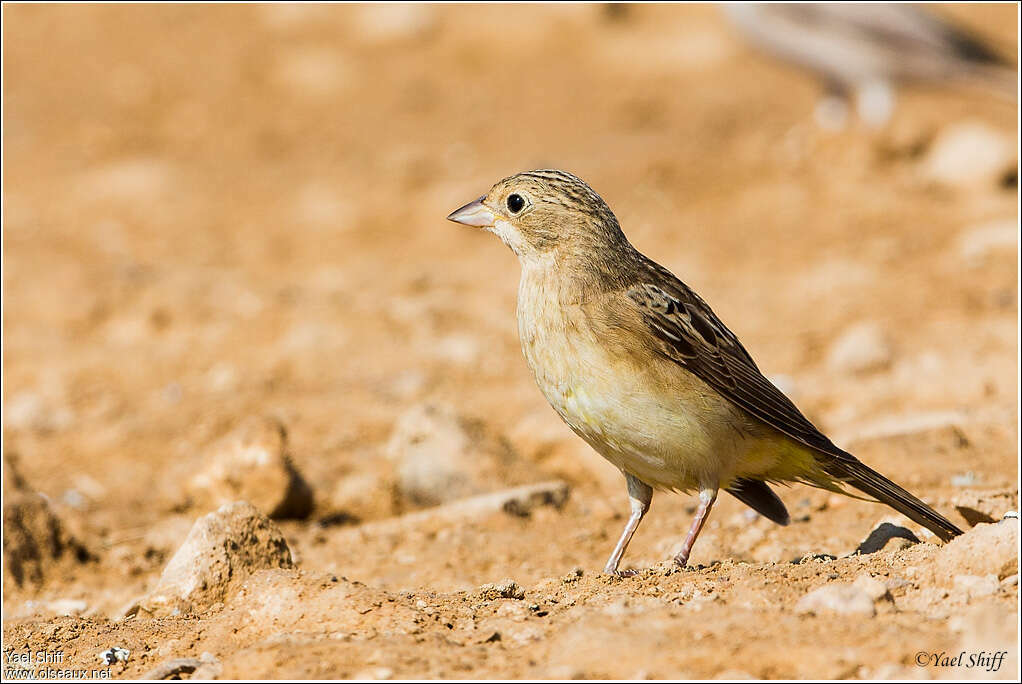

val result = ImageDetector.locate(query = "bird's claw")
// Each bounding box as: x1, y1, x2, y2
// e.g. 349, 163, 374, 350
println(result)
604, 568, 642, 578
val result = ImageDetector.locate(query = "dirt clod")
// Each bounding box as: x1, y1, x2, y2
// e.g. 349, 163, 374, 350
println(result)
186, 417, 314, 520
795, 583, 877, 617
141, 502, 294, 616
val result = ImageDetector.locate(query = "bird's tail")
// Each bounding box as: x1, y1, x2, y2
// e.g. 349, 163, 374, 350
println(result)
825, 458, 963, 542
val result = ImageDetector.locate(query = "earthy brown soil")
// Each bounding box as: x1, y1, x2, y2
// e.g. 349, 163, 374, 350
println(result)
3, 4, 1018, 680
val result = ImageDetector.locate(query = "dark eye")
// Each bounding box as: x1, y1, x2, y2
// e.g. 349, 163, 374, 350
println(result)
506, 194, 525, 214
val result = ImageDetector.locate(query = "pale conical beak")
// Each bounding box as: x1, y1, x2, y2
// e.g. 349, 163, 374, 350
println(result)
446, 196, 495, 227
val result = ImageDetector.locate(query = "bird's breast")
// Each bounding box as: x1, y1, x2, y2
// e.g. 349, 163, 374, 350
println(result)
514, 267, 759, 491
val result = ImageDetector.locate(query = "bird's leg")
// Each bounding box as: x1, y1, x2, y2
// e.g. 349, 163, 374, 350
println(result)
674, 488, 718, 569
603, 473, 653, 576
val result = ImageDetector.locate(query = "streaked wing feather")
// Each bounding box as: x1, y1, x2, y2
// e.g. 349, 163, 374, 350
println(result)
624, 274, 847, 461
619, 267, 962, 542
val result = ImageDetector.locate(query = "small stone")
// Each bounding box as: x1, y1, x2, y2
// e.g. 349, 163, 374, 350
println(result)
950, 471, 978, 487
385, 402, 520, 507
852, 574, 890, 602
140, 658, 201, 680
795, 584, 876, 617
186, 417, 313, 519
190, 653, 223, 680
923, 122, 1016, 188
430, 333, 481, 365
956, 219, 1018, 267
352, 667, 393, 680
935, 519, 1019, 583
3, 392, 74, 433
3, 471, 93, 588
826, 321, 892, 374
476, 578, 525, 601
953, 490, 1015, 526
328, 470, 397, 523
99, 647, 131, 666
953, 574, 999, 600
43, 599, 88, 616
141, 502, 294, 616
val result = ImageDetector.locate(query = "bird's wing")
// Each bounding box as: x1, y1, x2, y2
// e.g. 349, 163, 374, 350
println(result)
808, 4, 1007, 65
608, 261, 963, 542
617, 269, 847, 461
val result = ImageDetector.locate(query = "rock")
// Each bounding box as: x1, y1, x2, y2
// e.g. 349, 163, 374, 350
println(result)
952, 574, 999, 600
190, 653, 223, 681
352, 667, 394, 680
476, 578, 525, 601
956, 219, 1018, 267
714, 670, 757, 680
385, 402, 521, 507
825, 322, 892, 375
952, 491, 1016, 527
922, 122, 1016, 188
429, 333, 481, 365
854, 522, 919, 555
950, 471, 977, 488
500, 482, 571, 517
141, 502, 294, 616
3, 392, 74, 433
852, 574, 890, 602
140, 658, 203, 680
187, 417, 313, 519
934, 519, 1019, 584
3, 455, 93, 587
139, 653, 221, 681
330, 481, 570, 542
328, 470, 397, 523
795, 584, 876, 617
42, 598, 89, 616
98, 647, 131, 666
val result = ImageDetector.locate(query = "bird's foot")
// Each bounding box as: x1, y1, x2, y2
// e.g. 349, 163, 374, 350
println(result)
603, 565, 642, 578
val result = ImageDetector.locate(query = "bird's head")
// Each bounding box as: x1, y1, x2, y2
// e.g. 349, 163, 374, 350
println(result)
447, 169, 628, 262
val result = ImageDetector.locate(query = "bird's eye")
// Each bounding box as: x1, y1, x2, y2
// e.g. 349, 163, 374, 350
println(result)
506, 194, 525, 214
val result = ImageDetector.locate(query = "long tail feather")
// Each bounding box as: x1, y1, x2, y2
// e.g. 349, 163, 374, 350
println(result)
826, 459, 963, 542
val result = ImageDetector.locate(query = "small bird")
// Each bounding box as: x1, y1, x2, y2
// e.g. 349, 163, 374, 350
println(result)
448, 169, 962, 576
721, 3, 1015, 128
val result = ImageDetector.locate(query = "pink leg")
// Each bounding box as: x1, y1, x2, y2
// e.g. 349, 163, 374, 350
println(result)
674, 488, 718, 569
603, 473, 653, 576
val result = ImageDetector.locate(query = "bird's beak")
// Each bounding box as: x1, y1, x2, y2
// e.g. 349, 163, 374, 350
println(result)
446, 196, 495, 228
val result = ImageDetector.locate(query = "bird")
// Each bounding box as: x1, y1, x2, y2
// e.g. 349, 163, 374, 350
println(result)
447, 169, 963, 576
720, 3, 1015, 128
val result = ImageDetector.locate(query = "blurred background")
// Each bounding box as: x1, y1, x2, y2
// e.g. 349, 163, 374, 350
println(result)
3, 4, 1018, 679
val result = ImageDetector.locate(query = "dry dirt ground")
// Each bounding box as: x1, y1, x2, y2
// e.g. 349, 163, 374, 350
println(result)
2, 4, 1019, 680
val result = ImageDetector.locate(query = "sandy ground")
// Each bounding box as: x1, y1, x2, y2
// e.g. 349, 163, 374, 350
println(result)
2, 3, 1019, 680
